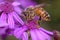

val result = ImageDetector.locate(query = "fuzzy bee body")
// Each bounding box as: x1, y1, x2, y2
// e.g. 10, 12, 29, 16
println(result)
22, 6, 36, 21
22, 5, 51, 22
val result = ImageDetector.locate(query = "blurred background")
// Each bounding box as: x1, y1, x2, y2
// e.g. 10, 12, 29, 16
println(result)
6, 0, 60, 40
33, 0, 60, 31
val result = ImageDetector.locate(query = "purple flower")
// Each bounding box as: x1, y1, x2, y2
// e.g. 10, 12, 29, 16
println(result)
14, 20, 53, 40
0, 0, 24, 29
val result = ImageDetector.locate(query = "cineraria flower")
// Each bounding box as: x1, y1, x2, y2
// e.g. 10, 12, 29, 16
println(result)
0, 0, 23, 29
14, 20, 53, 40
14, 5, 53, 40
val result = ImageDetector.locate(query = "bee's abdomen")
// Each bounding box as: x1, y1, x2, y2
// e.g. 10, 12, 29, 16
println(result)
41, 11, 50, 21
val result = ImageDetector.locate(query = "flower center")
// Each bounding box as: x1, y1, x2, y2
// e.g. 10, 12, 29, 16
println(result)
0, 3, 14, 13
25, 20, 40, 30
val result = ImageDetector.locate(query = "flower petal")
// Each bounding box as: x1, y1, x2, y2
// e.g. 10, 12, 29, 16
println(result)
0, 26, 7, 35
14, 6, 22, 15
0, 0, 4, 3
0, 21, 8, 27
0, 28, 6, 35
14, 27, 27, 38
30, 30, 38, 40
0, 13, 7, 22
22, 32, 28, 40
8, 13, 15, 29
0, 13, 8, 27
35, 29, 46, 40
12, 2, 21, 6
12, 12, 24, 25
39, 29, 52, 40
40, 27, 53, 36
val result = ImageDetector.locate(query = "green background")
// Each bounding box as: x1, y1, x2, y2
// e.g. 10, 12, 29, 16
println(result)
41, 0, 60, 31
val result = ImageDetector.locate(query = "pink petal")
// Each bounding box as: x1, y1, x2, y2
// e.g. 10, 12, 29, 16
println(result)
14, 28, 22, 38
8, 13, 15, 29
35, 29, 46, 40
14, 27, 23, 35
0, 13, 7, 22
22, 32, 28, 40
0, 28, 6, 35
0, 9, 2, 11
0, 21, 8, 27
14, 27, 27, 38
14, 7, 22, 15
0, 13, 8, 27
39, 29, 52, 40
30, 30, 38, 40
0, 0, 3, 3
12, 12, 24, 25
0, 26, 7, 35
14, 6, 22, 15
40, 27, 53, 36
12, 2, 21, 6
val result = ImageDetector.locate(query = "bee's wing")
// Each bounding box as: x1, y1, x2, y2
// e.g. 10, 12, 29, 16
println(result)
35, 3, 46, 8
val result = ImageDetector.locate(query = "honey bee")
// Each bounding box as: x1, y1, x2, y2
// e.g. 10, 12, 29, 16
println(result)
21, 4, 51, 22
